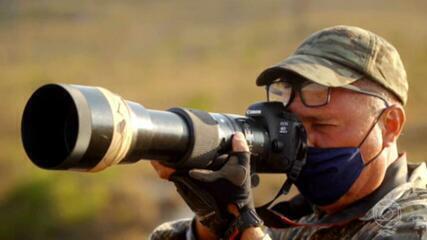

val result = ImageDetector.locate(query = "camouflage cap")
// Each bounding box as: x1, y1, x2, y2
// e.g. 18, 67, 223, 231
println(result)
256, 25, 408, 105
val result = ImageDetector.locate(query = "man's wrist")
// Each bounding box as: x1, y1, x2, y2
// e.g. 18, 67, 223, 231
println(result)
224, 208, 264, 239
194, 216, 218, 240
241, 227, 268, 240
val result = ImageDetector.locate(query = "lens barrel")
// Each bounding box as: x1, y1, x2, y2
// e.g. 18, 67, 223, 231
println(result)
22, 84, 274, 172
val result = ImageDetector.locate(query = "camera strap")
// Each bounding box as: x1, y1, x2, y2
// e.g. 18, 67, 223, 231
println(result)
255, 178, 294, 227
255, 179, 366, 229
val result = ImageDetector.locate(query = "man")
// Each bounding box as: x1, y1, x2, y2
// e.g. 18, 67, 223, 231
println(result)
149, 25, 427, 239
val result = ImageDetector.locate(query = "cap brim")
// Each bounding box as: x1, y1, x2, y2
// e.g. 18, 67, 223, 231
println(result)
256, 54, 363, 87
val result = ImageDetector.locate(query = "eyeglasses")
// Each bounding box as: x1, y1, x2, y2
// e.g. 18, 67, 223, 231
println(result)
266, 81, 390, 108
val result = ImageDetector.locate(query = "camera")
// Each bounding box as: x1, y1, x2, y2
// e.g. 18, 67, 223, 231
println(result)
21, 84, 306, 179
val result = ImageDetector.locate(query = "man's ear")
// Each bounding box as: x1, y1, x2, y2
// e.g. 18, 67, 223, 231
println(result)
381, 105, 406, 147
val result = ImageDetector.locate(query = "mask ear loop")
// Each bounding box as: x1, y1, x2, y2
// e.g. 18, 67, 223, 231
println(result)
357, 106, 392, 166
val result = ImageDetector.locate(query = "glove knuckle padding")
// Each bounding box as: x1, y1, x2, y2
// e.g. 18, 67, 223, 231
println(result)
189, 169, 219, 182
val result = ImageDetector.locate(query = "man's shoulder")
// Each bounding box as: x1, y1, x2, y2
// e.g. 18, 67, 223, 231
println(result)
271, 184, 427, 240
149, 218, 193, 240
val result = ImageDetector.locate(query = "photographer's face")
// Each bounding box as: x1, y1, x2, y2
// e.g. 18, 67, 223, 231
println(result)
288, 86, 384, 150
288, 85, 388, 212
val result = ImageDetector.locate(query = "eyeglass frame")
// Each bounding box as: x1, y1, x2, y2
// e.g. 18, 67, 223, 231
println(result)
266, 80, 390, 108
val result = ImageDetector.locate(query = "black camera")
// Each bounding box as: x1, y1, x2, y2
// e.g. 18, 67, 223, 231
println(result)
21, 84, 306, 179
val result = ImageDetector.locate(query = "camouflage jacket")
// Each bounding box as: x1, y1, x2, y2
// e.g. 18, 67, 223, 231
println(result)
150, 155, 427, 240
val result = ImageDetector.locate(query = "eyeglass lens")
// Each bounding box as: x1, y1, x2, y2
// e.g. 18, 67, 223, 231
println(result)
268, 81, 330, 107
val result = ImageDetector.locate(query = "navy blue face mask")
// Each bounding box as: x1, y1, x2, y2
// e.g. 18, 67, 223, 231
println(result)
294, 109, 387, 206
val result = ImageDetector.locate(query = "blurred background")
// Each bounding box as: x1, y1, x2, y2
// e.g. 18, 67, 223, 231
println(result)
0, 0, 426, 239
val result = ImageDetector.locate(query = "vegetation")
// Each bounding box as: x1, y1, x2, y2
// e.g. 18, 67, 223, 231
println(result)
0, 0, 426, 238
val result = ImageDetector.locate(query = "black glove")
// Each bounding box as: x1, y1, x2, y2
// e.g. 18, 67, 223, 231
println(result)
170, 172, 232, 234
170, 152, 254, 236
188, 152, 253, 211
190, 151, 263, 239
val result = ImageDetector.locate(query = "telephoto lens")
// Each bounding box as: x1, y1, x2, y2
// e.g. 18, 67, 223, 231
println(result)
21, 84, 306, 174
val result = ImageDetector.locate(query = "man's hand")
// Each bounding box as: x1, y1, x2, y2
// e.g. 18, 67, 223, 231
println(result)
150, 133, 264, 239
150, 160, 175, 180
189, 133, 252, 212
